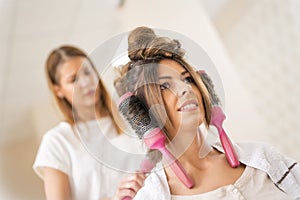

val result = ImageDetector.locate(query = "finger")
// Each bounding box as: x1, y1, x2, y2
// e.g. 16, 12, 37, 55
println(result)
118, 188, 136, 199
120, 173, 146, 187
119, 180, 144, 193
122, 172, 146, 182
119, 178, 144, 190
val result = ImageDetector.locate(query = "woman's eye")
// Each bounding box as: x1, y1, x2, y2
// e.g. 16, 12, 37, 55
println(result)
69, 76, 77, 83
160, 82, 170, 90
184, 76, 194, 84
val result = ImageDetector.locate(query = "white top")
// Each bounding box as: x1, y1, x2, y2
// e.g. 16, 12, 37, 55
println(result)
135, 164, 291, 200
133, 142, 299, 200
172, 166, 291, 200
33, 117, 145, 200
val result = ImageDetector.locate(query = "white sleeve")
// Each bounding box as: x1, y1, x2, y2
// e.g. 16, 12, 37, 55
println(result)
133, 177, 156, 200
133, 170, 169, 200
33, 131, 71, 179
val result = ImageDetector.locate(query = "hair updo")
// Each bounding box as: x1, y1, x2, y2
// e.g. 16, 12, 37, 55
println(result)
127, 26, 185, 62
116, 27, 191, 98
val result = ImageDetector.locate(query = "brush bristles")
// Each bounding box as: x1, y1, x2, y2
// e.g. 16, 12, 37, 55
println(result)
114, 76, 128, 97
199, 72, 222, 106
118, 94, 157, 139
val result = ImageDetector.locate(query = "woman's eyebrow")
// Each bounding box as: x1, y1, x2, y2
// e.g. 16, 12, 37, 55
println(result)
181, 70, 188, 76
158, 76, 172, 80
158, 71, 188, 80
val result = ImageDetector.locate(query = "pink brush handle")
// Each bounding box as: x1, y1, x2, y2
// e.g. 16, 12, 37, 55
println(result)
211, 107, 240, 168
219, 128, 240, 168
144, 128, 194, 188
159, 146, 194, 188
140, 158, 156, 173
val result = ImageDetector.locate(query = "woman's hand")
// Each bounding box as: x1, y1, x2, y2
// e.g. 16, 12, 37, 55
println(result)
112, 172, 147, 200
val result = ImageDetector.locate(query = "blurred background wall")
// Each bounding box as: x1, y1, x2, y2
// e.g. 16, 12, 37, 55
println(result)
0, 0, 299, 199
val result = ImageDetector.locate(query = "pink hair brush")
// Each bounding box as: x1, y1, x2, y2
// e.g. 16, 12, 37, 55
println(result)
118, 92, 194, 189
199, 71, 240, 168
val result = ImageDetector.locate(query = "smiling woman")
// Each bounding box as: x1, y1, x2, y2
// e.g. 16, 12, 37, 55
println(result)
114, 26, 300, 200
157, 59, 206, 140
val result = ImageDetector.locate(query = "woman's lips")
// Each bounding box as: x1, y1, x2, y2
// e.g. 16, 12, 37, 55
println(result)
178, 99, 198, 112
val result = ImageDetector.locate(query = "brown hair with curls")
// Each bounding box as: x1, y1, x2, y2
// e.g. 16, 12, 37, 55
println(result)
115, 27, 212, 137
46, 45, 122, 134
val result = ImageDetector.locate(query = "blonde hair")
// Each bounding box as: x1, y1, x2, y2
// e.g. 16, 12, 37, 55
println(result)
115, 27, 212, 137
46, 45, 122, 134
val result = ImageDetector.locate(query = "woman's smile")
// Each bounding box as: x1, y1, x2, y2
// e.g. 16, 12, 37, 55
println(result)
177, 99, 199, 112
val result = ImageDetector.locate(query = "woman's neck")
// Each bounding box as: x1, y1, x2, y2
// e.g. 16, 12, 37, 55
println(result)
75, 104, 109, 122
166, 128, 212, 167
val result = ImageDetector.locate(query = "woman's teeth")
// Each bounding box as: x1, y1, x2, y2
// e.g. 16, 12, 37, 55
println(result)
179, 103, 197, 111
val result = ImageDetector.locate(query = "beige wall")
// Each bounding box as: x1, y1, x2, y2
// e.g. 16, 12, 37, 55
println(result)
211, 0, 300, 160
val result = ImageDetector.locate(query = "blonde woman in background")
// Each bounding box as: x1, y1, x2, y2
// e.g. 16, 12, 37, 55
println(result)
33, 45, 146, 200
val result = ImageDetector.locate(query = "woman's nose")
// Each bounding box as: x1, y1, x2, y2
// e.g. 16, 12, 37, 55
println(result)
78, 76, 91, 88
175, 81, 192, 97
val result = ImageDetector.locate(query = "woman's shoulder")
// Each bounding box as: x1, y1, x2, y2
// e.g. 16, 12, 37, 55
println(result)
233, 141, 289, 159
213, 141, 297, 172
42, 121, 74, 142
213, 141, 279, 155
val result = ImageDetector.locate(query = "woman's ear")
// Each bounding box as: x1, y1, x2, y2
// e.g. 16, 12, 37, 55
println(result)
54, 85, 64, 98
